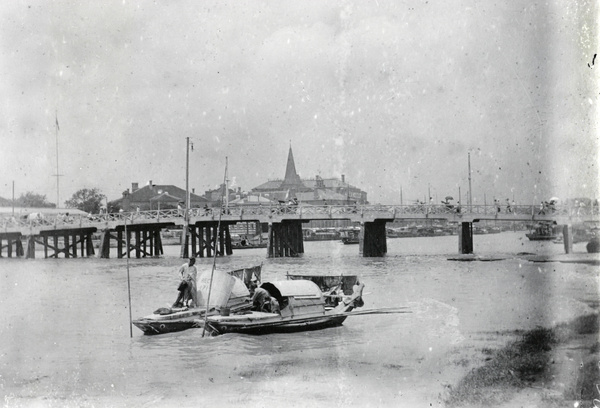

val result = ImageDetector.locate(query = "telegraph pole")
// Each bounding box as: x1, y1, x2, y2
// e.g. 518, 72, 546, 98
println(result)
468, 152, 473, 210
53, 111, 63, 208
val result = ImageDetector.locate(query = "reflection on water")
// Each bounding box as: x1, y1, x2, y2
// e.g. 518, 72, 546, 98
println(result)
0, 232, 596, 407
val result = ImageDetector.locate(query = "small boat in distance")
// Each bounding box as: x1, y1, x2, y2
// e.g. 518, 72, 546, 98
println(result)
526, 222, 559, 241
340, 227, 360, 245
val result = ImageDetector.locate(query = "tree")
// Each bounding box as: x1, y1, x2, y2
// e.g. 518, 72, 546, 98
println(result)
16, 192, 56, 208
65, 188, 106, 214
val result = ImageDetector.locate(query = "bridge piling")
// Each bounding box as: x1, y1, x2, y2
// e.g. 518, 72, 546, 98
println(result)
99, 230, 111, 258
359, 221, 387, 257
266, 221, 304, 258
459, 222, 474, 254
25, 236, 35, 259
563, 225, 573, 254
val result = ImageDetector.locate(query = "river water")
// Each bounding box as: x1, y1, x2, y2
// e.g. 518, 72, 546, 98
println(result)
1, 232, 597, 407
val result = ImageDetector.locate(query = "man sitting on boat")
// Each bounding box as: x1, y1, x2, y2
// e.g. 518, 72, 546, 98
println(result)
251, 286, 272, 312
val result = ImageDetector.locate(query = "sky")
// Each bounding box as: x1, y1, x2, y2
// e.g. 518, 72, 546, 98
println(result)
0, 0, 597, 206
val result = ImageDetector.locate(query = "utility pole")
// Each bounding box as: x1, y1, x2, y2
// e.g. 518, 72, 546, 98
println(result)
468, 152, 473, 210
400, 185, 403, 206
53, 110, 63, 208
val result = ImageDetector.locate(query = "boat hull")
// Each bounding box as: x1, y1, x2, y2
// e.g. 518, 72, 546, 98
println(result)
205, 313, 348, 335
133, 318, 203, 335
341, 238, 359, 245
526, 234, 558, 241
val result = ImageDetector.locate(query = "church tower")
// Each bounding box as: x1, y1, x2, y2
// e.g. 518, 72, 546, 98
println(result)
281, 145, 304, 189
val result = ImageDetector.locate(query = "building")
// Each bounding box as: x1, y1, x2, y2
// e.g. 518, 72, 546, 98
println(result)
112, 181, 208, 212
250, 147, 368, 205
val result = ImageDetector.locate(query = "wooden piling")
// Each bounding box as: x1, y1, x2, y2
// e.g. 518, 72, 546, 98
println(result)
459, 222, 474, 254
25, 236, 35, 259
359, 221, 387, 257
563, 224, 573, 254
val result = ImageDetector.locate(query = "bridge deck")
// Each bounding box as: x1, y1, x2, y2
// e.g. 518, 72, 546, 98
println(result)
1, 204, 597, 236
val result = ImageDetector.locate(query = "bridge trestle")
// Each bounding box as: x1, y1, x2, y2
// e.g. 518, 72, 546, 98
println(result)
181, 222, 233, 258
0, 233, 24, 258
267, 221, 304, 258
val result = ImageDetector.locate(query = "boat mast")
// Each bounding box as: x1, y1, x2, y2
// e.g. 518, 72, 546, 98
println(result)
180, 137, 191, 258
224, 156, 229, 211
186, 137, 190, 216
202, 160, 229, 338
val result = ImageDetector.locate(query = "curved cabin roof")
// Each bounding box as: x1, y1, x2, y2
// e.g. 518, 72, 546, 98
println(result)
261, 280, 322, 298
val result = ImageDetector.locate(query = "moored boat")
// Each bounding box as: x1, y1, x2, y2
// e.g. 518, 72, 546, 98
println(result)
526, 222, 558, 241
339, 227, 360, 245
286, 273, 358, 307
204, 279, 366, 336
132, 265, 262, 335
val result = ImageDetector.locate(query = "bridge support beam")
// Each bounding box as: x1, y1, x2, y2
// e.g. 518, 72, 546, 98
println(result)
458, 222, 474, 254
36, 229, 96, 258
359, 221, 387, 257
0, 233, 24, 258
562, 224, 573, 254
267, 221, 304, 258
183, 222, 233, 258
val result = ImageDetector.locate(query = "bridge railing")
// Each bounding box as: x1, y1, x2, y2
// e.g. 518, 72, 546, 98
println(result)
1, 203, 598, 232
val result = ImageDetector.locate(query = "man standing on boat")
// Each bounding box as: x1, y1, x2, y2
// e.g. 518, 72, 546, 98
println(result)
173, 258, 198, 308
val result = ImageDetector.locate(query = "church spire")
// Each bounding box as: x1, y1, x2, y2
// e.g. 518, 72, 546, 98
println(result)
282, 145, 303, 187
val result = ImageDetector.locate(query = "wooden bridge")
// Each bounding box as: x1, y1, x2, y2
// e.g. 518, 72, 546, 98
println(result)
0, 203, 597, 259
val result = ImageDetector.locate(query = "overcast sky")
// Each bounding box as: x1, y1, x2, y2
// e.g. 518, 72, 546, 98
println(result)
0, 0, 597, 206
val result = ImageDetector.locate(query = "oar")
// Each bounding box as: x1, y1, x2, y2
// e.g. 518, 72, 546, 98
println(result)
338, 307, 412, 316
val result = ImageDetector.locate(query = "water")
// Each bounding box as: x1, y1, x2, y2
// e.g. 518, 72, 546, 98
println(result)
0, 232, 597, 407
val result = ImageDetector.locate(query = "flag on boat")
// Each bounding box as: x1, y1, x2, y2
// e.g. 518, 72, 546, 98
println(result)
55, 113, 59, 131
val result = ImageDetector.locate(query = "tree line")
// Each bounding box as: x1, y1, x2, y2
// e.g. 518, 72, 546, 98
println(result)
1, 188, 108, 214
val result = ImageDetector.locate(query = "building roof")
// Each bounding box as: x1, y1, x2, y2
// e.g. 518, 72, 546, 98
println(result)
303, 178, 359, 190
252, 180, 285, 191
229, 195, 277, 205
127, 184, 207, 203
295, 190, 348, 201
148, 192, 182, 202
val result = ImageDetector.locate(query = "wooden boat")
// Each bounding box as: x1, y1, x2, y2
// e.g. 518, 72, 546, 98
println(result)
232, 241, 267, 249
231, 234, 267, 249
286, 273, 358, 307
132, 265, 262, 335
526, 222, 558, 241
340, 227, 360, 245
204, 279, 366, 336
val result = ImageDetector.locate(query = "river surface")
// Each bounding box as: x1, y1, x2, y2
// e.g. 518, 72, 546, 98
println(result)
1, 232, 597, 407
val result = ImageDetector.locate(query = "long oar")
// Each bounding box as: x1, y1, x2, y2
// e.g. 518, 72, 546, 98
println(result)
338, 307, 412, 317
202, 158, 228, 338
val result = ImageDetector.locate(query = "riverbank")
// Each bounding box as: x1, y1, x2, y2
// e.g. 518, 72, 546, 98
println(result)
444, 311, 599, 407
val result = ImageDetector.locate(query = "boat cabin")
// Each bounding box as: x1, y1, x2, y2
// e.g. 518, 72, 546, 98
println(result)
258, 280, 326, 318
